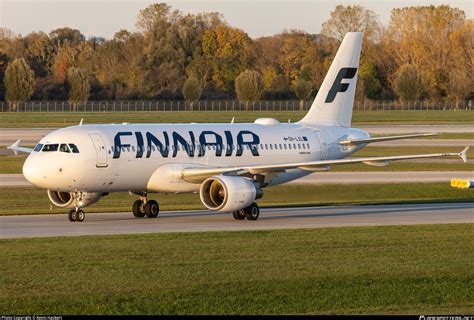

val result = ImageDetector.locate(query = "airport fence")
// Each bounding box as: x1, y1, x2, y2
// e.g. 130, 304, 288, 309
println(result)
0, 99, 472, 113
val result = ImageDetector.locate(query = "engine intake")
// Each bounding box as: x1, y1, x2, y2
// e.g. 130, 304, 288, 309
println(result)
47, 190, 102, 209
199, 175, 262, 212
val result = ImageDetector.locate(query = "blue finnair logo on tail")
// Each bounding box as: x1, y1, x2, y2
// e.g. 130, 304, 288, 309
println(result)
325, 67, 358, 103
113, 130, 260, 159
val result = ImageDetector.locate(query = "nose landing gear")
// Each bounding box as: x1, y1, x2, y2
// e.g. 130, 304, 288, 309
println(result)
68, 208, 85, 222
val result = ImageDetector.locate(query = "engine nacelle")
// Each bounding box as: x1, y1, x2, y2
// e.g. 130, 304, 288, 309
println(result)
47, 190, 102, 209
199, 175, 262, 212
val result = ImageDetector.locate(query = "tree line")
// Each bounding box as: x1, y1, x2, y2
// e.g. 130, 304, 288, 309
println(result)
0, 3, 472, 106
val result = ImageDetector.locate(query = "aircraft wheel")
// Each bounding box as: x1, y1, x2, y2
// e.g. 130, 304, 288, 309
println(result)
145, 200, 159, 218
232, 209, 246, 220
132, 200, 146, 218
76, 209, 85, 222
68, 209, 77, 222
245, 203, 260, 221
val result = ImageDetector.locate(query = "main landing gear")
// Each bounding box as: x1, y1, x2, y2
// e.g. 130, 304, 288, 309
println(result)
68, 208, 85, 222
132, 194, 159, 218
232, 202, 260, 221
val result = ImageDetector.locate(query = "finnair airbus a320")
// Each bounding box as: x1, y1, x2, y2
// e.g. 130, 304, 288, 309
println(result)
10, 32, 468, 222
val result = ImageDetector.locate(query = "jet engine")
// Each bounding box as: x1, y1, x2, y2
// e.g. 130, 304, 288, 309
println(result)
199, 175, 263, 212
47, 190, 102, 209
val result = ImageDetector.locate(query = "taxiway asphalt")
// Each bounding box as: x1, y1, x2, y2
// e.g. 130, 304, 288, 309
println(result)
0, 202, 472, 239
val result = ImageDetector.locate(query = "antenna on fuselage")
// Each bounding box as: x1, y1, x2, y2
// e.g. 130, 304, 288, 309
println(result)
79, 118, 83, 126
231, 117, 235, 124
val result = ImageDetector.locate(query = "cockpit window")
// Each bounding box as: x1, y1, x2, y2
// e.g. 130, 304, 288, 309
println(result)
33, 144, 43, 152
59, 144, 71, 153
42, 144, 59, 152
68, 144, 80, 153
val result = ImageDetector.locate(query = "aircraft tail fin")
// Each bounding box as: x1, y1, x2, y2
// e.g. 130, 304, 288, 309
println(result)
299, 32, 362, 127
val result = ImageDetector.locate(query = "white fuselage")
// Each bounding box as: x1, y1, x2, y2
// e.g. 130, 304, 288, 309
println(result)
23, 119, 369, 193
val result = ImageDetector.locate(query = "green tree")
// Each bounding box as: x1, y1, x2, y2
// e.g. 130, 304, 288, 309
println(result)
394, 64, 424, 101
25, 32, 55, 77
0, 53, 10, 100
4, 58, 34, 109
386, 5, 467, 99
322, 5, 382, 42
52, 42, 79, 82
49, 27, 85, 47
182, 77, 202, 110
235, 70, 263, 108
293, 79, 312, 110
136, 3, 173, 33
278, 31, 312, 84
203, 25, 255, 95
67, 67, 90, 110
359, 60, 382, 100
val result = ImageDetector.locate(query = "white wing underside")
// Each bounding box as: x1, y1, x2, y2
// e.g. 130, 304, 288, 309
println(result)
182, 147, 470, 183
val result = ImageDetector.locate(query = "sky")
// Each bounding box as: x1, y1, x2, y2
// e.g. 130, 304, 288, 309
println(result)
1, 0, 473, 39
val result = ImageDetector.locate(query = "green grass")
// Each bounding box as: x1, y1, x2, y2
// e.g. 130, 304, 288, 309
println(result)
0, 155, 25, 174
1, 224, 473, 314
0, 110, 473, 127
1, 183, 472, 215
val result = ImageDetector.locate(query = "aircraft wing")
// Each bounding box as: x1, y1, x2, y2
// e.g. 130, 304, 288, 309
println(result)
339, 133, 439, 145
182, 146, 470, 183
7, 140, 33, 155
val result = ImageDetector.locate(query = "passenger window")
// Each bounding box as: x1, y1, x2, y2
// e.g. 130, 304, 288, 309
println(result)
59, 144, 70, 153
269, 144, 273, 150
293, 143, 296, 149
34, 144, 43, 152
43, 144, 59, 152
288, 144, 292, 150
68, 144, 80, 153
298, 143, 301, 149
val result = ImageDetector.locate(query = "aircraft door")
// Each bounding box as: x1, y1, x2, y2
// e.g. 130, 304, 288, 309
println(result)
314, 130, 328, 160
89, 133, 108, 168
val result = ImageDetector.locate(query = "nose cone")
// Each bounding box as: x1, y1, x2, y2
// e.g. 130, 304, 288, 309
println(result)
23, 155, 44, 187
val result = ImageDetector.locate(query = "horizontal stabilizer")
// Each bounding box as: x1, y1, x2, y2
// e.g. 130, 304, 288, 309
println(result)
339, 133, 439, 145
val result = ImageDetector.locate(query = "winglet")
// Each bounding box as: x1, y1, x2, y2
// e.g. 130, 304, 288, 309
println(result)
7, 139, 21, 155
79, 118, 83, 126
7, 139, 34, 154
231, 117, 235, 124
459, 146, 469, 163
